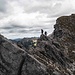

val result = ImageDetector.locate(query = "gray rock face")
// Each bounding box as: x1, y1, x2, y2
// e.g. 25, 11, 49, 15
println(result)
32, 36, 72, 75
0, 34, 49, 75
0, 34, 25, 75
21, 54, 48, 75
26, 14, 75, 74
53, 14, 75, 60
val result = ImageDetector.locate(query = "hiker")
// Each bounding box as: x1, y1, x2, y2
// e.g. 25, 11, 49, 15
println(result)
41, 29, 43, 34
45, 31, 47, 36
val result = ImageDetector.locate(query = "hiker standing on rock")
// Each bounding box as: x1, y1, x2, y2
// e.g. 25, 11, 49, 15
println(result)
45, 31, 47, 36
41, 29, 44, 34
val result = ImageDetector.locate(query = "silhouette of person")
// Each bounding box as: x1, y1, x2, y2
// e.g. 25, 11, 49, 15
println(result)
45, 31, 47, 36
41, 29, 43, 34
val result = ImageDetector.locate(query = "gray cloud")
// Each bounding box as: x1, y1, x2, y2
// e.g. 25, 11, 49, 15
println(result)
0, 0, 7, 12
0, 0, 75, 39
0, 25, 24, 30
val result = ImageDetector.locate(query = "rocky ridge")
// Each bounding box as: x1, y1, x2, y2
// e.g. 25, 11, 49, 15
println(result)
0, 14, 75, 75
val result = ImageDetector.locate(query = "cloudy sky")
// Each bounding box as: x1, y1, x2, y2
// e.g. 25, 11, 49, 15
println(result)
0, 0, 75, 39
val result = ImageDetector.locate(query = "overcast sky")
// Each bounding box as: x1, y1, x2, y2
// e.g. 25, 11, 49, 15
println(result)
0, 0, 75, 39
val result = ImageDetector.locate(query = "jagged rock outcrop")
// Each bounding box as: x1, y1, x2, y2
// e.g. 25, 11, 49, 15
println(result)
52, 14, 75, 60
16, 14, 75, 75
0, 34, 49, 75
29, 34, 73, 75
0, 34, 25, 75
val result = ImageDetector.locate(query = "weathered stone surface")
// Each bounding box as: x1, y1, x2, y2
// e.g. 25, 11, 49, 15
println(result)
0, 34, 25, 75
21, 54, 49, 75
0, 34, 49, 75
32, 35, 72, 75
53, 14, 75, 60
25, 14, 75, 74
